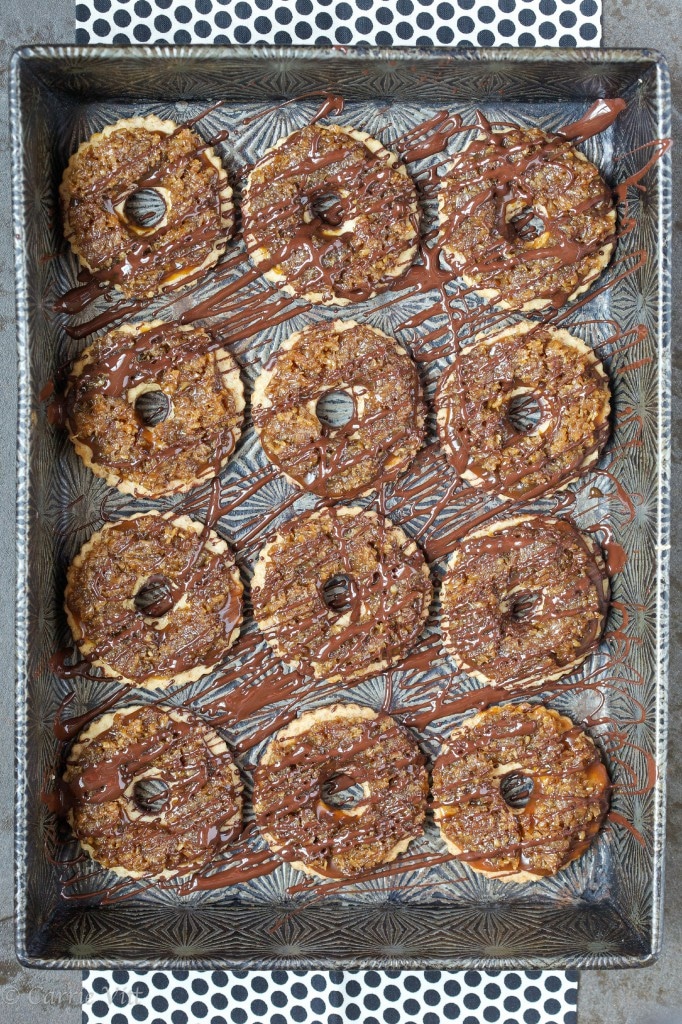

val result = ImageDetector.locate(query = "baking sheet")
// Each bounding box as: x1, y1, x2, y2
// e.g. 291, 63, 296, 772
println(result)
10, 45, 671, 969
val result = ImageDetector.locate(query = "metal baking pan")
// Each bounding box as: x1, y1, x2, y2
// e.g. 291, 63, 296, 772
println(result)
11, 45, 671, 969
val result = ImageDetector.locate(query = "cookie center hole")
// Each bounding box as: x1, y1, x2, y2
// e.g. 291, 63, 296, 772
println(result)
322, 573, 354, 614
509, 592, 539, 621
506, 393, 542, 435
509, 205, 545, 242
133, 777, 171, 814
134, 390, 172, 427
500, 771, 534, 810
134, 574, 175, 618
123, 188, 167, 229
315, 390, 355, 430
322, 773, 364, 810
311, 191, 345, 226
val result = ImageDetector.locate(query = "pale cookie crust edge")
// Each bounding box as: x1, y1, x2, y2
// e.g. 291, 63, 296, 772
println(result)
256, 702, 424, 879
440, 514, 610, 690
242, 124, 419, 306
252, 318, 425, 498
435, 319, 611, 497
252, 505, 432, 684
437, 130, 616, 312
66, 704, 242, 880
433, 705, 608, 883
64, 510, 243, 690
60, 115, 234, 297
66, 320, 245, 498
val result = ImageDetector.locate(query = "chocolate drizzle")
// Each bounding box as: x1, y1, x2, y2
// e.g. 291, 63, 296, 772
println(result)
42, 94, 668, 903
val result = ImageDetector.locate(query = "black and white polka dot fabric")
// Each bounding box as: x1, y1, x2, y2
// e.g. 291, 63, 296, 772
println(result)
83, 968, 580, 1024
75, 0, 602, 48
76, 3, 596, 1022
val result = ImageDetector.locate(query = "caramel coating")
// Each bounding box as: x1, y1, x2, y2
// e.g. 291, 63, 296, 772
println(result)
64, 705, 242, 879
243, 123, 420, 305
253, 319, 425, 499
441, 516, 609, 688
253, 704, 428, 878
438, 124, 615, 311
252, 506, 432, 684
433, 703, 610, 880
65, 513, 243, 688
435, 321, 611, 498
65, 321, 244, 498
60, 115, 233, 298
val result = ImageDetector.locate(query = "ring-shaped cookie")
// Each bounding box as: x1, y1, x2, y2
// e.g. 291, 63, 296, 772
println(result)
433, 703, 610, 881
438, 123, 615, 311
253, 319, 425, 499
65, 512, 243, 689
440, 516, 609, 689
63, 704, 242, 879
60, 115, 234, 298
435, 321, 610, 499
65, 320, 244, 498
243, 123, 420, 305
253, 703, 428, 878
252, 506, 432, 684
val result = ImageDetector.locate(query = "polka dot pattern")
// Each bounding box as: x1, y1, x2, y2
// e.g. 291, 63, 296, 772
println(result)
76, 4, 594, 1022
83, 970, 580, 1024
74, 0, 602, 47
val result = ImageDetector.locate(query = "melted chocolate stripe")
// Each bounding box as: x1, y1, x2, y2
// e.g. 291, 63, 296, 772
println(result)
45, 96, 667, 901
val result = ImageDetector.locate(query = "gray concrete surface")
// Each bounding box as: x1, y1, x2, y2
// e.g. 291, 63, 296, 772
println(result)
0, 2, 679, 1022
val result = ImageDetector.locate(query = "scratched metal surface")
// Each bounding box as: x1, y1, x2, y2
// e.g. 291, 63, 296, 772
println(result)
10, 46, 671, 969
